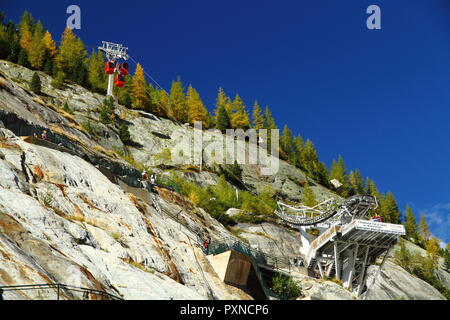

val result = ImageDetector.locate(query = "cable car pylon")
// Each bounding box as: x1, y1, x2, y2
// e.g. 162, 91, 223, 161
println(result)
98, 41, 130, 96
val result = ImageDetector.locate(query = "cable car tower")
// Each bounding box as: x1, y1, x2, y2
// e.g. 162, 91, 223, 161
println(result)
98, 41, 130, 97
274, 195, 405, 298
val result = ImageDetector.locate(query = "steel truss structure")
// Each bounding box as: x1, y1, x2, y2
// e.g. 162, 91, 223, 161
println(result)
98, 41, 129, 96
274, 195, 405, 298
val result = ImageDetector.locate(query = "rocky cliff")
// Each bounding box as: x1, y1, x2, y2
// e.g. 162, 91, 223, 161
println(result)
0, 60, 448, 300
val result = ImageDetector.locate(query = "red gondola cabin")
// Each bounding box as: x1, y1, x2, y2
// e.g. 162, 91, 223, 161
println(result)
104, 61, 116, 75
119, 62, 129, 75
370, 216, 383, 223
114, 74, 125, 88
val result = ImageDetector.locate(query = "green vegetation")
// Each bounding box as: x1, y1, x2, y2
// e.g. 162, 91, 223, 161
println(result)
271, 274, 302, 300
0, 9, 414, 229
394, 239, 450, 300
159, 173, 277, 227
99, 97, 115, 124
81, 121, 97, 138
29, 72, 41, 93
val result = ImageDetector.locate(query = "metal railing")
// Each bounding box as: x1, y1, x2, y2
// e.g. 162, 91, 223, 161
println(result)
0, 283, 123, 300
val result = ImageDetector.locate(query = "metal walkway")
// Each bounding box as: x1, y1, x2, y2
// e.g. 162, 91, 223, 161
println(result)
0, 283, 123, 300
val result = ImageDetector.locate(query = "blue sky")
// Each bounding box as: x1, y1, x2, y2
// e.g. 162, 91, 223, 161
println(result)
2, 0, 449, 244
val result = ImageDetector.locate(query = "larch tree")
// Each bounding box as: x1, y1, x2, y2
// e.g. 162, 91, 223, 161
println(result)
230, 94, 250, 129
131, 63, 149, 109
381, 192, 401, 224
251, 101, 264, 130
425, 237, 442, 259
302, 182, 318, 207
87, 50, 107, 92
55, 27, 87, 79
418, 214, 431, 246
263, 106, 278, 152
19, 12, 33, 55
293, 134, 304, 167
186, 85, 208, 124
28, 21, 45, 70
280, 125, 295, 162
404, 204, 419, 242
170, 78, 188, 123
42, 30, 57, 57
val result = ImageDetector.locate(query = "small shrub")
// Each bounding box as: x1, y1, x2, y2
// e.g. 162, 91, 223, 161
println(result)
119, 122, 132, 145
30, 72, 41, 94
81, 121, 97, 138
272, 274, 302, 300
41, 190, 54, 207
51, 71, 65, 89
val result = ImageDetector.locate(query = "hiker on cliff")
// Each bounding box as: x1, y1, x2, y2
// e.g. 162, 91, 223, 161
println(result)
33, 133, 38, 139
203, 239, 210, 254
141, 171, 149, 181
41, 130, 47, 140
150, 173, 156, 186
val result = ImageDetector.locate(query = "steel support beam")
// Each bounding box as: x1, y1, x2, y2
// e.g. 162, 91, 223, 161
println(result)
334, 242, 341, 280
356, 245, 370, 296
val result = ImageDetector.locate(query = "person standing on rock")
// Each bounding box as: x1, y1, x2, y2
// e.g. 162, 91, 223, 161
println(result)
41, 130, 47, 140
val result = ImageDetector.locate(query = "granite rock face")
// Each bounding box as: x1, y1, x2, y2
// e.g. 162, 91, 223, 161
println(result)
0, 60, 448, 300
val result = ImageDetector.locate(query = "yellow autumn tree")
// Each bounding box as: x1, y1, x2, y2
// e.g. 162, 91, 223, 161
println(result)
42, 30, 57, 57
186, 85, 208, 124
28, 21, 46, 69
154, 89, 170, 117
19, 23, 32, 54
131, 63, 148, 109
230, 94, 251, 129
55, 27, 87, 77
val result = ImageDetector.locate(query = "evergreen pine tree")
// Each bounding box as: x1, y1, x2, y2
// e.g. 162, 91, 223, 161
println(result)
87, 50, 107, 92
43, 58, 54, 75
216, 104, 231, 133
7, 32, 21, 63
329, 155, 347, 195
17, 48, 29, 67
380, 192, 401, 223
0, 24, 9, 59
302, 182, 318, 207
418, 214, 431, 247
263, 106, 278, 152
119, 122, 132, 145
404, 205, 419, 242
280, 125, 295, 161
444, 247, 450, 271
251, 101, 264, 130
293, 134, 304, 167
30, 72, 41, 93
170, 77, 187, 122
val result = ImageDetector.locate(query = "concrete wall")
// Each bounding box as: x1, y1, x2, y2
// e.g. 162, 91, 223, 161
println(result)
209, 250, 252, 286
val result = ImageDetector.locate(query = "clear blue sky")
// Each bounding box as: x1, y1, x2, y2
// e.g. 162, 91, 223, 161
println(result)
2, 0, 449, 244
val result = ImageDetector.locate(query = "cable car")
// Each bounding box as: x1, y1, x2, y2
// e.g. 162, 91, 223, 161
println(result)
104, 61, 116, 75
370, 216, 383, 223
114, 74, 125, 88
119, 62, 129, 75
